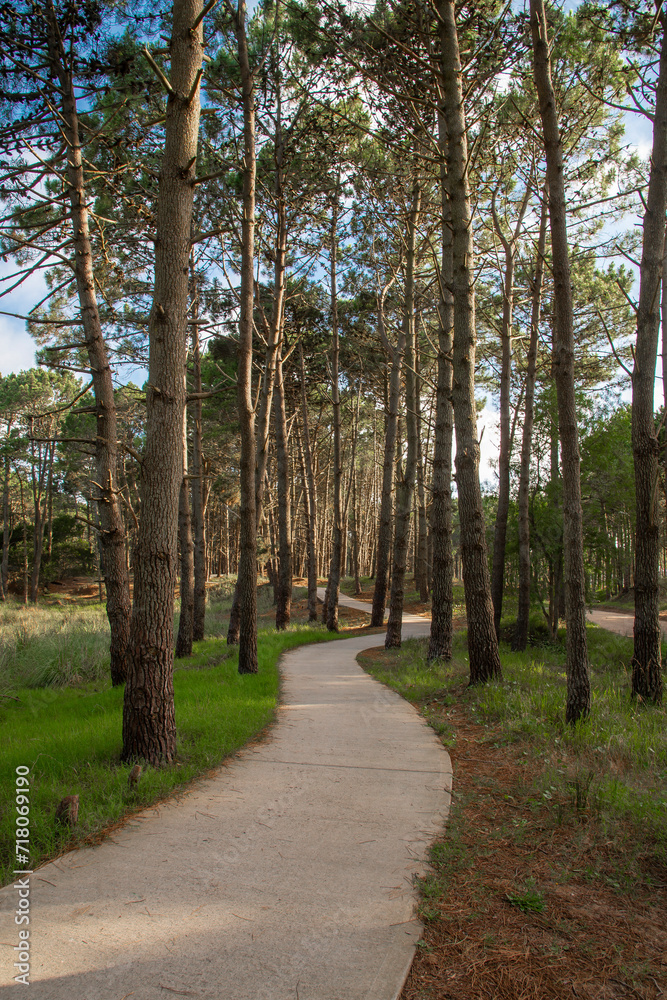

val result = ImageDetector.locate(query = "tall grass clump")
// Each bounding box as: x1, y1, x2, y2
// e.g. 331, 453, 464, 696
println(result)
0, 601, 111, 691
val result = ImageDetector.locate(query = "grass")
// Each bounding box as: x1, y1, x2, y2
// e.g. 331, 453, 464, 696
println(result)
363, 625, 667, 787
0, 586, 349, 887
358, 621, 667, 999
0, 602, 112, 691
592, 582, 667, 613
506, 883, 547, 914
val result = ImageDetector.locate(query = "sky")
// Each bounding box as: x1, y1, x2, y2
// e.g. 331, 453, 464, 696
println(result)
0, 263, 49, 377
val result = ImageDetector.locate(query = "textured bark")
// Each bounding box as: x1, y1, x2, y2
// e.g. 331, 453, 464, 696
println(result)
190, 276, 207, 642
298, 344, 318, 622
663, 222, 667, 488
384, 180, 421, 649
351, 466, 362, 596
46, 8, 131, 684
226, 113, 285, 646
513, 195, 548, 652
273, 347, 292, 629
270, 99, 290, 632
386, 181, 421, 649
439, 0, 502, 684
631, 21, 667, 704
122, 0, 204, 762
547, 398, 563, 641
326, 192, 342, 632
371, 282, 403, 628
428, 105, 454, 663
17, 471, 28, 606
490, 183, 531, 637
531, 0, 590, 722
415, 338, 429, 602
175, 470, 194, 658
176, 405, 194, 658
233, 1, 258, 673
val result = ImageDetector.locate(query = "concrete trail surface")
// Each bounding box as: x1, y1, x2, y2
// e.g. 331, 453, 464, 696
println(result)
317, 588, 428, 624
586, 607, 667, 638
1, 603, 451, 1000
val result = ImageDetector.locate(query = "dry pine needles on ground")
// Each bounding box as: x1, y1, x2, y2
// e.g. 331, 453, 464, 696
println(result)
401, 704, 667, 1000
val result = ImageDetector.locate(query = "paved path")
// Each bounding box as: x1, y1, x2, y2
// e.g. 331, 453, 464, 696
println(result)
317, 588, 428, 624
1, 617, 450, 999
587, 608, 634, 637
586, 607, 667, 638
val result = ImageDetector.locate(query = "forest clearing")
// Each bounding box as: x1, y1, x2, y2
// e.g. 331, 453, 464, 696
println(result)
2, 0, 667, 995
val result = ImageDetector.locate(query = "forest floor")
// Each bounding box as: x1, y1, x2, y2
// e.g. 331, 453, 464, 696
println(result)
359, 635, 667, 1000
38, 574, 388, 629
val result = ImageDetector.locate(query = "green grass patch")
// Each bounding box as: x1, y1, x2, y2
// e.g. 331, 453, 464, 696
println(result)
0, 620, 344, 887
506, 882, 546, 914
0, 602, 112, 691
359, 624, 667, 887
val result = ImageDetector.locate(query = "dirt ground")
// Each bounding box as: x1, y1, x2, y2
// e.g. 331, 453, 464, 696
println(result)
399, 697, 667, 999
42, 575, 103, 602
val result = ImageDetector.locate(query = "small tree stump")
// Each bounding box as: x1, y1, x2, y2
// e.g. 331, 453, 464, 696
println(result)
128, 764, 142, 788
55, 795, 79, 827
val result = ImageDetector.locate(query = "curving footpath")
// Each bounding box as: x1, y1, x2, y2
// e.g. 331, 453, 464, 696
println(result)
316, 587, 428, 625
586, 607, 667, 638
0, 597, 450, 1000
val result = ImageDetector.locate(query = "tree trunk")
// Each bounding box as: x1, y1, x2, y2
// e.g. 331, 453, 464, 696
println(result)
386, 180, 421, 649
439, 0, 502, 684
30, 436, 54, 604
326, 188, 342, 632
47, 9, 131, 684
190, 268, 207, 642
226, 99, 285, 647
371, 281, 403, 627
351, 466, 362, 596
415, 336, 429, 602
273, 347, 292, 629
233, 0, 258, 673
490, 182, 531, 636
513, 194, 548, 651
122, 0, 204, 762
663, 220, 667, 512
17, 469, 28, 606
630, 23, 667, 704
531, 0, 590, 722
176, 410, 194, 658
428, 104, 454, 662
298, 344, 318, 621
